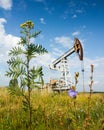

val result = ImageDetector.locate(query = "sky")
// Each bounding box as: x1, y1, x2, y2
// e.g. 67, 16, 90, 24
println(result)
0, 0, 104, 92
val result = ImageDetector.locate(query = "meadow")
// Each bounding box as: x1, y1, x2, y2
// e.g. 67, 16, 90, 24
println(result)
0, 87, 104, 130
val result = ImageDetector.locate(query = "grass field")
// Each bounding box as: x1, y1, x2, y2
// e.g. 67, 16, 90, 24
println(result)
0, 87, 104, 130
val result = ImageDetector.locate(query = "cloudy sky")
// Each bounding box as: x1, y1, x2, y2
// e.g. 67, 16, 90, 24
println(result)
0, 0, 104, 92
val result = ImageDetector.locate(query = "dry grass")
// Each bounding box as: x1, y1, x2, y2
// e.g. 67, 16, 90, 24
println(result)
0, 87, 104, 130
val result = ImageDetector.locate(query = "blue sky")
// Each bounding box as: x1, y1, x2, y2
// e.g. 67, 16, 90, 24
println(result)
0, 0, 104, 92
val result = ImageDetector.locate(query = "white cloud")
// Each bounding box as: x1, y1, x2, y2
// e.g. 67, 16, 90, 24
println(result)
0, 0, 12, 10
72, 31, 80, 36
0, 18, 20, 62
84, 57, 104, 91
72, 14, 77, 18
69, 56, 104, 91
54, 36, 73, 48
0, 18, 20, 85
40, 18, 46, 24
44, 7, 54, 14
0, 18, 7, 34
0, 18, 6, 23
0, 18, 20, 49
76, 9, 83, 13
52, 47, 63, 57
35, 53, 53, 66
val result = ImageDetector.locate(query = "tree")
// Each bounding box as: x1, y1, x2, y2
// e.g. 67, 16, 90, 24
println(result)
6, 20, 48, 130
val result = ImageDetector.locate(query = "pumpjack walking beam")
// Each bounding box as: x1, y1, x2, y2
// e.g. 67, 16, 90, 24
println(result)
52, 38, 83, 69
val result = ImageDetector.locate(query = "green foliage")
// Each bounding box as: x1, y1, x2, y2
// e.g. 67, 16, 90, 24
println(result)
8, 47, 23, 56
5, 20, 48, 130
7, 85, 23, 97
6, 20, 47, 89
9, 78, 18, 87
6, 65, 26, 79
7, 57, 24, 67
29, 66, 44, 88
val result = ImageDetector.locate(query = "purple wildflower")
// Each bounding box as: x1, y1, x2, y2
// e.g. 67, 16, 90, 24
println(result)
68, 89, 78, 98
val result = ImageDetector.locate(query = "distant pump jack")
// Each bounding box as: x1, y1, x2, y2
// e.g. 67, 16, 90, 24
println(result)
49, 38, 83, 92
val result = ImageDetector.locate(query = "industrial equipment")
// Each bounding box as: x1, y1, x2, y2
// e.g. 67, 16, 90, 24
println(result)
50, 38, 83, 92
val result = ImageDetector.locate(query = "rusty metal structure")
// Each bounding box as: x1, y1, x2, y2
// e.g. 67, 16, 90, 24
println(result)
50, 38, 83, 92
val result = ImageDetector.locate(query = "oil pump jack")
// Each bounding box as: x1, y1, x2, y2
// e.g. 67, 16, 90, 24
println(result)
49, 38, 83, 91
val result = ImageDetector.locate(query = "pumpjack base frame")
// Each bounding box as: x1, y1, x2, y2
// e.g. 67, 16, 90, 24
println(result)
52, 86, 70, 92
